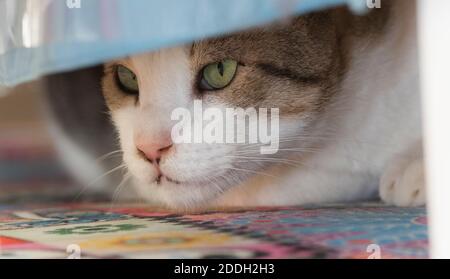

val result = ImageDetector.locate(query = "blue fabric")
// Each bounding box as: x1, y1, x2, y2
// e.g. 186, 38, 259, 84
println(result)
0, 0, 367, 86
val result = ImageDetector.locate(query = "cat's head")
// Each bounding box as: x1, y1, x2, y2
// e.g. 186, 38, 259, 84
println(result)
102, 11, 350, 210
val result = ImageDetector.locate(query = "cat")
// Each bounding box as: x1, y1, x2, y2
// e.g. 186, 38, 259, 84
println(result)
46, 0, 425, 211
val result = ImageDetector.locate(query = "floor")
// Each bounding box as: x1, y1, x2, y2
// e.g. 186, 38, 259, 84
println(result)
0, 86, 429, 259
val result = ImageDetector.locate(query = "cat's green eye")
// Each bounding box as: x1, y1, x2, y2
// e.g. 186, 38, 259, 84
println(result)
116, 65, 139, 94
200, 59, 238, 91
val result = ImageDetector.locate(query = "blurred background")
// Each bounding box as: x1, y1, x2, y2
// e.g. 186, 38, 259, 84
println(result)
0, 83, 77, 204
0, 83, 45, 129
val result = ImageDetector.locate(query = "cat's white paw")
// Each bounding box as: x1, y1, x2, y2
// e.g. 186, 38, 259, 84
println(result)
379, 156, 426, 207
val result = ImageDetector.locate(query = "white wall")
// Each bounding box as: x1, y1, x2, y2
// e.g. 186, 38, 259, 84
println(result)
418, 0, 450, 259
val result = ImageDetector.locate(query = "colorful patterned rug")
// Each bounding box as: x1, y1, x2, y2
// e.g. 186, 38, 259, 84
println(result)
0, 126, 429, 259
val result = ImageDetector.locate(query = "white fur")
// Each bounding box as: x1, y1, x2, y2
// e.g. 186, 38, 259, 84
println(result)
113, 48, 239, 208
380, 149, 425, 207
111, 1, 424, 210
215, 1, 423, 207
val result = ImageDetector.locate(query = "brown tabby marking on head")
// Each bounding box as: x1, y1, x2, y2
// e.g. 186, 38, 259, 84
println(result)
103, 5, 391, 118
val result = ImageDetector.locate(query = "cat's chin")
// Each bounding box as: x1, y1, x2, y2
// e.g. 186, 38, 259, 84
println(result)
132, 177, 230, 211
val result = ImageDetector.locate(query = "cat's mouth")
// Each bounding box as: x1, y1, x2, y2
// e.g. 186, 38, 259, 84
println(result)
137, 151, 184, 185
154, 174, 182, 185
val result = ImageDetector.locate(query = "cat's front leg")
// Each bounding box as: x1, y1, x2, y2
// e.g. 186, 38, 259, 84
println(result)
379, 144, 426, 207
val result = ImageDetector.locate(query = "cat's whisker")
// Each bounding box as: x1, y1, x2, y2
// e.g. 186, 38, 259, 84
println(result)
229, 132, 392, 150
95, 150, 123, 163
87, 164, 127, 187
204, 175, 225, 194
227, 156, 305, 168
213, 170, 242, 186
234, 160, 303, 169
234, 141, 321, 151
110, 173, 132, 210
238, 147, 378, 167
225, 167, 278, 179
227, 154, 304, 162
233, 147, 320, 157
72, 163, 127, 202
266, 148, 321, 152
234, 148, 319, 155
278, 133, 396, 149
72, 187, 89, 203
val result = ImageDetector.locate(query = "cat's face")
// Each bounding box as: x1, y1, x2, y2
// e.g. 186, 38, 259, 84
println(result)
102, 12, 345, 210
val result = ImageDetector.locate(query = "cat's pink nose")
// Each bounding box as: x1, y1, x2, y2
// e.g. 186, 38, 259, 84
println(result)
136, 139, 173, 163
